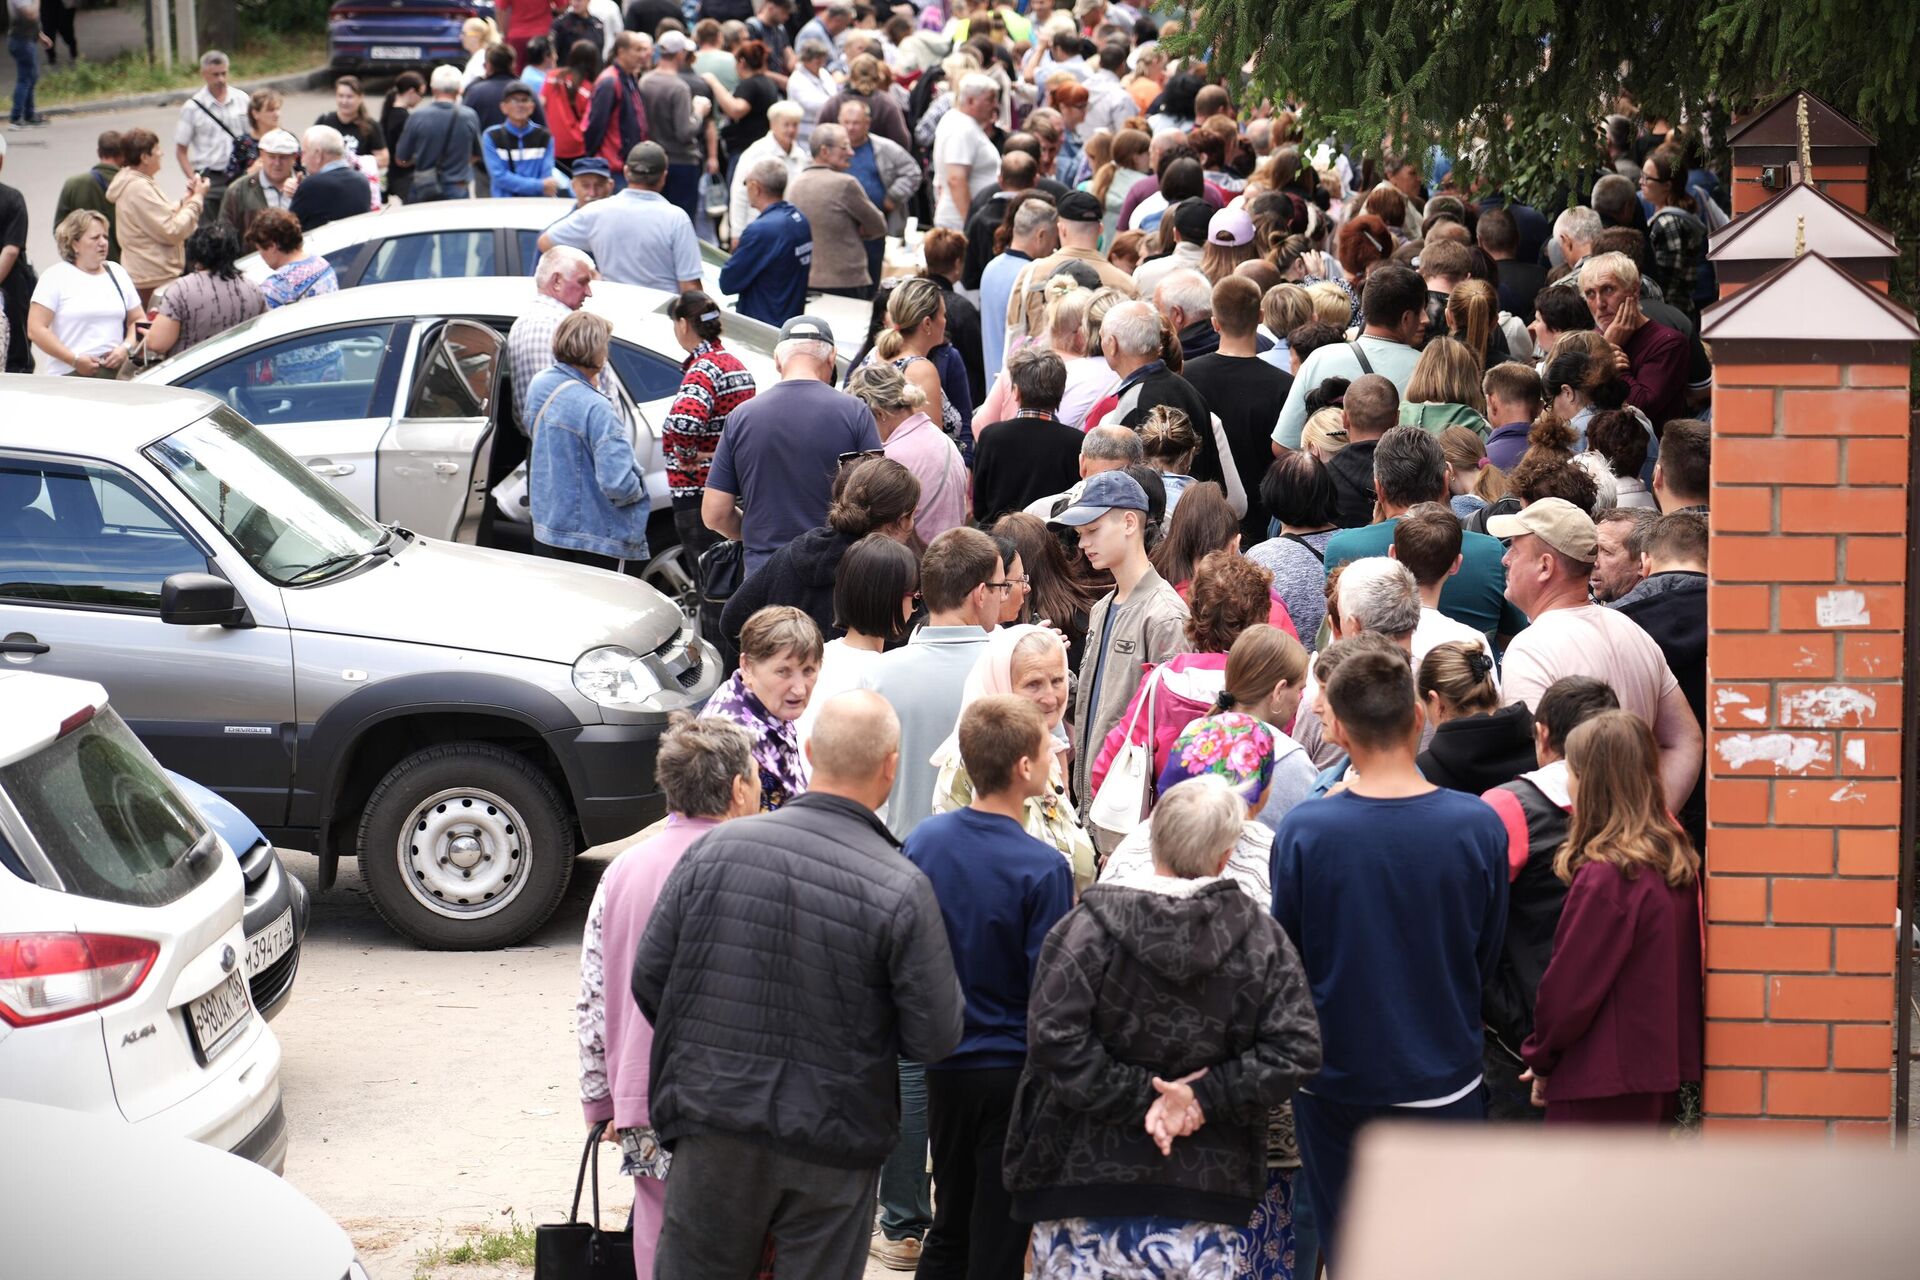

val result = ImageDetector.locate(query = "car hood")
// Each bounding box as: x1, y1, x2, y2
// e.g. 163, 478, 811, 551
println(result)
280, 536, 683, 663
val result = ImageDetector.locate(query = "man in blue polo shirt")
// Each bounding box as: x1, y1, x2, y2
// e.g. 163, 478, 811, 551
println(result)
536, 141, 702, 292
702, 315, 879, 574
717, 156, 811, 326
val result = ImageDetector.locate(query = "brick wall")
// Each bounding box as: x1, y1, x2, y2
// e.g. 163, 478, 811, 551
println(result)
1703, 340, 1913, 1133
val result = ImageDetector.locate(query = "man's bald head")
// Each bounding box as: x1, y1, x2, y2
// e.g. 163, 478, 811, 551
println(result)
1343, 373, 1400, 439
806, 690, 901, 808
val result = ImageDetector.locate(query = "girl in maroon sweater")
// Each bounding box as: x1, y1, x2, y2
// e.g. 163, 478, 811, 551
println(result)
1520, 710, 1703, 1125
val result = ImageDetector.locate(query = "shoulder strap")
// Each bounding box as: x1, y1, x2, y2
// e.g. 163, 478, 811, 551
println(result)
1345, 340, 1373, 376
1282, 532, 1325, 563
103, 262, 137, 311
531, 380, 571, 435
192, 95, 243, 142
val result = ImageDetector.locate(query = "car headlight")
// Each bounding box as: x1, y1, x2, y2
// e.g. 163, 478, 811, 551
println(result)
572, 645, 664, 707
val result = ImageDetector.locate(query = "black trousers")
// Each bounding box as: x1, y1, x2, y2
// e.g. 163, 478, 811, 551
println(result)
656, 1132, 877, 1280
920, 1067, 1026, 1280
42, 0, 75, 60
532, 538, 645, 578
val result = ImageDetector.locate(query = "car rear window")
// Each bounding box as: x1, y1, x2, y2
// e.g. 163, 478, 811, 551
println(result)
0, 708, 217, 908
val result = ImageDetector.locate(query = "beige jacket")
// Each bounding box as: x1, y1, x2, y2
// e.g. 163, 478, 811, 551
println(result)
108, 168, 203, 288
787, 165, 886, 289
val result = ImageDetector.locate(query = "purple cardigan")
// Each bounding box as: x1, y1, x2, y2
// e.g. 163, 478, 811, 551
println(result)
1521, 858, 1703, 1102
580, 815, 719, 1129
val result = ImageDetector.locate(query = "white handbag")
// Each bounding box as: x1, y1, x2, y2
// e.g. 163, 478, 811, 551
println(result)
1088, 666, 1161, 839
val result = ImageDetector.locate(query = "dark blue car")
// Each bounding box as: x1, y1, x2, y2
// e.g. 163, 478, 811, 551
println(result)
328, 0, 497, 73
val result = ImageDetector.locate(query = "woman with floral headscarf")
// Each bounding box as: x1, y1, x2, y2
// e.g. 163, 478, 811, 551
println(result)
930, 623, 1096, 892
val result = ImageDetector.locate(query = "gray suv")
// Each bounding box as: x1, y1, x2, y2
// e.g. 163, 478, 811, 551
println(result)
0, 377, 719, 949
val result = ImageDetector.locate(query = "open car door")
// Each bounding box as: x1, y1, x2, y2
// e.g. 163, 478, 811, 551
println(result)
378, 319, 505, 542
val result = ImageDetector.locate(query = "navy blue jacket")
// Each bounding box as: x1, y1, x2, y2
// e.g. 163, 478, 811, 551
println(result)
1270, 788, 1508, 1106
718, 200, 812, 326
903, 806, 1073, 1071
289, 163, 371, 232
482, 121, 558, 197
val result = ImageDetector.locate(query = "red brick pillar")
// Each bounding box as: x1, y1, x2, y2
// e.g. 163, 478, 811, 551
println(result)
1725, 89, 1877, 217
1700, 251, 1918, 1133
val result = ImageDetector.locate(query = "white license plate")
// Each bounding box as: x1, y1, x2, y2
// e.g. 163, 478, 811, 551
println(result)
371, 45, 422, 59
187, 968, 253, 1063
245, 908, 295, 978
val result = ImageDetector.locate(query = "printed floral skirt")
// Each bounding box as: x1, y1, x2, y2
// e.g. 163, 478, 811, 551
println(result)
1237, 1169, 1297, 1280
1031, 1217, 1243, 1280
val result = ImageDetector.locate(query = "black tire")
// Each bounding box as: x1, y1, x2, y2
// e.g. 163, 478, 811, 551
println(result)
357, 742, 575, 950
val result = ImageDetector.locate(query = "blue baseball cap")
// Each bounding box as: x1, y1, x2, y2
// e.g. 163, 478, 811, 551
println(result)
571, 157, 612, 179
1048, 470, 1149, 528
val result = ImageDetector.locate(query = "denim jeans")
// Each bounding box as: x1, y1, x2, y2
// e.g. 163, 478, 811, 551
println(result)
9, 36, 38, 123
875, 1058, 932, 1241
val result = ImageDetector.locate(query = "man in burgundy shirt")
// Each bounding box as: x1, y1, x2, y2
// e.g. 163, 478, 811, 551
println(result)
1580, 250, 1689, 430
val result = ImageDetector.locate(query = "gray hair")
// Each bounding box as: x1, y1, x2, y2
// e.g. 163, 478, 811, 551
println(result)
430, 64, 465, 95
1590, 173, 1639, 224
1598, 505, 1658, 558
1100, 299, 1161, 358
837, 96, 872, 120
1007, 346, 1066, 414
1572, 450, 1619, 513
774, 337, 836, 370
1149, 776, 1246, 879
766, 100, 805, 125
200, 50, 229, 69
958, 72, 1000, 103
1554, 205, 1602, 250
1082, 424, 1144, 465
534, 245, 595, 292
844, 360, 926, 413
811, 122, 849, 152
1155, 268, 1211, 320
553, 309, 614, 369
656, 715, 756, 818
1337, 557, 1422, 638
1372, 426, 1446, 508
797, 37, 832, 61
1581, 250, 1641, 295
1012, 199, 1058, 240
302, 124, 347, 160
746, 156, 788, 197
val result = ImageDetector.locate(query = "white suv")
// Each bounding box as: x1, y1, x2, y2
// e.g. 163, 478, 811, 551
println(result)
0, 672, 285, 1171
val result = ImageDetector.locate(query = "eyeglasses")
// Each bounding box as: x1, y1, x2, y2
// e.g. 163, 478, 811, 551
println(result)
837, 448, 887, 465
1004, 574, 1031, 587
982, 580, 1018, 595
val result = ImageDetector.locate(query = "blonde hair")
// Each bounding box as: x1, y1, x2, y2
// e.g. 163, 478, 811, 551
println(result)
1080, 285, 1126, 353
1045, 287, 1093, 355
844, 360, 927, 413
54, 209, 110, 263
1301, 406, 1348, 458
1406, 336, 1489, 415
874, 277, 944, 362
1445, 279, 1500, 369
846, 52, 889, 95
1306, 280, 1352, 329
462, 16, 499, 44
1437, 424, 1508, 504
1218, 624, 1308, 713
1555, 710, 1700, 889
1417, 640, 1500, 718
1261, 283, 1312, 340
1139, 404, 1200, 473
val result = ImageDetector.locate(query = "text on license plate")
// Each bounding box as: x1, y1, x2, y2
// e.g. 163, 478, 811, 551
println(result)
245, 908, 295, 977
187, 969, 253, 1063
371, 45, 422, 59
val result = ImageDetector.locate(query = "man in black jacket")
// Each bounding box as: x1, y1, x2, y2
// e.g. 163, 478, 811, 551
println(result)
1612, 511, 1707, 851
635, 690, 964, 1279
288, 126, 371, 232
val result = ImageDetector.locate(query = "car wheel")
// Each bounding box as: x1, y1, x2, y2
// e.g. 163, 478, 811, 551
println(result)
641, 545, 698, 629
357, 743, 575, 950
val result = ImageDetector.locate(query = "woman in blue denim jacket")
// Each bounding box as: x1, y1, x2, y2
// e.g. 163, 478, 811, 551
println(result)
526, 310, 651, 569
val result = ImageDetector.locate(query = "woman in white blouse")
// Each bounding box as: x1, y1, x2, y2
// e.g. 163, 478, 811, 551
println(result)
27, 210, 143, 377
786, 39, 837, 146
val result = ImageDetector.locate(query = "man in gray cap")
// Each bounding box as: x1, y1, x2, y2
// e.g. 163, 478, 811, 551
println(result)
1051, 470, 1190, 819
702, 314, 882, 575
538, 140, 701, 293
220, 127, 301, 239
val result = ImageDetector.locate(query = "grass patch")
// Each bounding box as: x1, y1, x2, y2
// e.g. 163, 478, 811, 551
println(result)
413, 1216, 538, 1277
37, 32, 329, 107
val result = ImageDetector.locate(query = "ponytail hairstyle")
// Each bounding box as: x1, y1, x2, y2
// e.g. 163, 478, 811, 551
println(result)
873, 276, 944, 362
1155, 310, 1184, 374
1093, 128, 1150, 206
1437, 424, 1509, 505
1444, 279, 1499, 370
1216, 624, 1308, 713
1138, 403, 1200, 474
1417, 640, 1502, 720
668, 289, 724, 345
826, 456, 920, 537
1555, 710, 1700, 888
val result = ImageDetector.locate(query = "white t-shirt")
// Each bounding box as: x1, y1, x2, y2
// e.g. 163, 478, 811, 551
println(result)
1413, 606, 1499, 696
931, 108, 998, 230
1500, 603, 1678, 723
796, 638, 886, 749
30, 261, 138, 376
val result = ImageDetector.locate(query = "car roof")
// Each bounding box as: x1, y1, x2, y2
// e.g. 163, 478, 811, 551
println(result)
0, 374, 222, 453
0, 671, 109, 769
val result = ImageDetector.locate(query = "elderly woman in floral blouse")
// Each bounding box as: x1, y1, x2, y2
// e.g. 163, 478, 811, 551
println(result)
700, 605, 822, 811
929, 623, 1095, 892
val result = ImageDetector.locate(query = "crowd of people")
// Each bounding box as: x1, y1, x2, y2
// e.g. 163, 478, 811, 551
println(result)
0, 6, 1727, 1278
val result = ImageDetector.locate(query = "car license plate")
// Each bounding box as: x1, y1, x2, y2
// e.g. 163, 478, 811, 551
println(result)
187, 969, 253, 1064
245, 908, 295, 978
371, 45, 422, 59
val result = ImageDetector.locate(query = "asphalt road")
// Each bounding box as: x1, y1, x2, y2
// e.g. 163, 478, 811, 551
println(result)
3, 85, 337, 278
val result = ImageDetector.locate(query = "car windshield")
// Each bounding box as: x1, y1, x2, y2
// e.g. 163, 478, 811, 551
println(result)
0, 706, 216, 908
144, 405, 388, 586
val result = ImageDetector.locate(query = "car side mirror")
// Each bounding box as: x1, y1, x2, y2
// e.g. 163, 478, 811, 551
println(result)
160, 573, 251, 628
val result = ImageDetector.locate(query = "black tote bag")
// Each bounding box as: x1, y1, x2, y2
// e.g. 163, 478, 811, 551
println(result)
534, 1121, 635, 1280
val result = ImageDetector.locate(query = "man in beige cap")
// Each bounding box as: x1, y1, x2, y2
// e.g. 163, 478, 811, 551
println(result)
220, 128, 300, 238
1489, 497, 1702, 810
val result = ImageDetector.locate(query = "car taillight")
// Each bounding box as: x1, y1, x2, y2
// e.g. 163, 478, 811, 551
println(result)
0, 932, 159, 1027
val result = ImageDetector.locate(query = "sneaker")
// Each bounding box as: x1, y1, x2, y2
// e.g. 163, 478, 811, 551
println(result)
868, 1235, 922, 1271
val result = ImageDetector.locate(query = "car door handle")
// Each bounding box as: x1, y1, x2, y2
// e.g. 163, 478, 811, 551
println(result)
433, 461, 461, 476
0, 637, 49, 655
307, 461, 356, 477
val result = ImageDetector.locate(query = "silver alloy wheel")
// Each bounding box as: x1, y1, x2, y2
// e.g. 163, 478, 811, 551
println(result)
398, 787, 531, 919
641, 546, 699, 633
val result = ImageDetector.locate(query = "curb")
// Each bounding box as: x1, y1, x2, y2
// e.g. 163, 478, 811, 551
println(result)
39, 65, 335, 119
